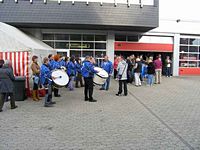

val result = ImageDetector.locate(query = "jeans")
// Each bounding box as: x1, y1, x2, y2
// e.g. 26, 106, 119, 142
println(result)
166, 67, 171, 77
118, 80, 128, 95
68, 76, 75, 90
155, 69, 162, 84
134, 73, 141, 86
147, 74, 154, 86
102, 76, 111, 90
44, 84, 52, 105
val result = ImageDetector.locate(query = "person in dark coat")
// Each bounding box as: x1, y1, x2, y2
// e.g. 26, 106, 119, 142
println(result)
0, 60, 17, 112
147, 59, 155, 86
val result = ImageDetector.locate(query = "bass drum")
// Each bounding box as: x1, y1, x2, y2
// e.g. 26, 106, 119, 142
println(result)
93, 67, 109, 85
52, 69, 69, 88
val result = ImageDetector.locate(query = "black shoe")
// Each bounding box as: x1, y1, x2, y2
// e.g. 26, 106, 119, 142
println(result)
54, 94, 61, 97
116, 93, 121, 96
89, 99, 97, 102
124, 94, 128, 96
50, 101, 56, 104
44, 104, 53, 107
11, 106, 18, 109
99, 88, 105, 90
85, 98, 89, 101
0, 109, 2, 112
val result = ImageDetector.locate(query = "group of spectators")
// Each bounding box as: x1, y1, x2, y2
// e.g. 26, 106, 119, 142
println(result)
114, 54, 172, 87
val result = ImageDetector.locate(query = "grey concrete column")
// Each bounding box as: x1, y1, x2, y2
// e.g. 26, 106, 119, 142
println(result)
173, 33, 180, 76
107, 32, 115, 63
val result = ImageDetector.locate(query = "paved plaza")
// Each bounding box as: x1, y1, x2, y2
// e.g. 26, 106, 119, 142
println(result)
0, 77, 200, 150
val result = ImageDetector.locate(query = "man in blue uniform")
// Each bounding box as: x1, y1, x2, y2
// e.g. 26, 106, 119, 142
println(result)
40, 57, 56, 107
81, 56, 98, 102
100, 55, 113, 91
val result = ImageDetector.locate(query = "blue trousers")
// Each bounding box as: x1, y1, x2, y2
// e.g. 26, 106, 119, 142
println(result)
147, 74, 154, 85
102, 76, 111, 90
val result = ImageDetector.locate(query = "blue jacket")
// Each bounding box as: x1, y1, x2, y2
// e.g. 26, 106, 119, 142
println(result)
59, 60, 67, 67
67, 61, 76, 76
40, 64, 52, 85
81, 60, 97, 78
48, 60, 54, 71
101, 60, 113, 75
75, 63, 82, 74
52, 61, 61, 70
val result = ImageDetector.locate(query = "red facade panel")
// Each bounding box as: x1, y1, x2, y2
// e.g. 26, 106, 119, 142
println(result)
179, 68, 200, 75
115, 42, 174, 52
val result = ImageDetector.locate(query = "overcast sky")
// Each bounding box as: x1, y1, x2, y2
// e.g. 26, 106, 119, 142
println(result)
160, 0, 200, 21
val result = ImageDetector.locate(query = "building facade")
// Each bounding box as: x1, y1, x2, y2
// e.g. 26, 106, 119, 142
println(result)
2, 0, 199, 76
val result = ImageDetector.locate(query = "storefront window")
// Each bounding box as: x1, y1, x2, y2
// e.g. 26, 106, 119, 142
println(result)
42, 33, 106, 58
179, 37, 200, 68
115, 35, 126, 41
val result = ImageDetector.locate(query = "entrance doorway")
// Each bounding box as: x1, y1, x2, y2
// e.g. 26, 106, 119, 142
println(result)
115, 51, 173, 75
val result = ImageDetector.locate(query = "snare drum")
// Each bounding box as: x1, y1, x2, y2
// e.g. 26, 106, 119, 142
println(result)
93, 67, 109, 85
52, 70, 69, 88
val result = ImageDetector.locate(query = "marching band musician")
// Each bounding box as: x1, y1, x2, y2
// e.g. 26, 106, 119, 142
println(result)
67, 56, 76, 91
48, 54, 54, 71
40, 57, 56, 107
52, 54, 62, 97
75, 58, 84, 88
81, 56, 98, 102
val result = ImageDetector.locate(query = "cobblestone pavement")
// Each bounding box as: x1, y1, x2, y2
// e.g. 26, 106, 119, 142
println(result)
0, 76, 200, 150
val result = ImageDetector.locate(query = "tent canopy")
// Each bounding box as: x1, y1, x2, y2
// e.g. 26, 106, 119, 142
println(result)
0, 22, 54, 52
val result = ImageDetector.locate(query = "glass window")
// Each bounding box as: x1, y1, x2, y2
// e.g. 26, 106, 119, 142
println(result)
179, 53, 188, 60
189, 53, 198, 60
95, 43, 106, 49
55, 42, 69, 49
70, 34, 81, 41
180, 38, 189, 45
189, 38, 199, 45
55, 34, 69, 40
95, 51, 106, 58
82, 42, 94, 49
70, 50, 81, 57
180, 46, 188, 52
127, 35, 138, 42
83, 35, 94, 41
69, 42, 82, 49
188, 61, 198, 67
179, 61, 189, 67
43, 34, 54, 40
189, 46, 198, 53
115, 35, 126, 41
43, 41, 54, 48
95, 35, 107, 41
82, 51, 94, 57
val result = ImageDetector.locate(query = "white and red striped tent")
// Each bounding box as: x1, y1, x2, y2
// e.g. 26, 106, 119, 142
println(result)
0, 22, 55, 96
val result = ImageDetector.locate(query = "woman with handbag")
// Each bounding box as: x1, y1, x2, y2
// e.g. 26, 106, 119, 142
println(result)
31, 55, 41, 101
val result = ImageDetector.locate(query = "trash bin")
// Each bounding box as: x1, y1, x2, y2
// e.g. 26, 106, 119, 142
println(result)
13, 76, 26, 101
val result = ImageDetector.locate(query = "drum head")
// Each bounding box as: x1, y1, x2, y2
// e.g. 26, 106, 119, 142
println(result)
94, 67, 109, 79
52, 70, 69, 87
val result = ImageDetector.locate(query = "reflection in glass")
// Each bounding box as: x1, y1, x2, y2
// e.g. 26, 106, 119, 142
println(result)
95, 51, 106, 58
189, 53, 198, 60
188, 61, 198, 67
55, 42, 69, 49
70, 34, 81, 41
82, 51, 94, 57
95, 35, 107, 41
55, 34, 69, 40
127, 35, 138, 42
83, 35, 94, 41
95, 43, 106, 49
115, 35, 126, 41
180, 46, 188, 52
189, 38, 199, 45
43, 34, 54, 40
189, 46, 198, 52
69, 42, 82, 49
70, 50, 81, 57
180, 38, 189, 45
179, 61, 188, 67
44, 41, 54, 48
82, 42, 94, 49
179, 53, 188, 60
